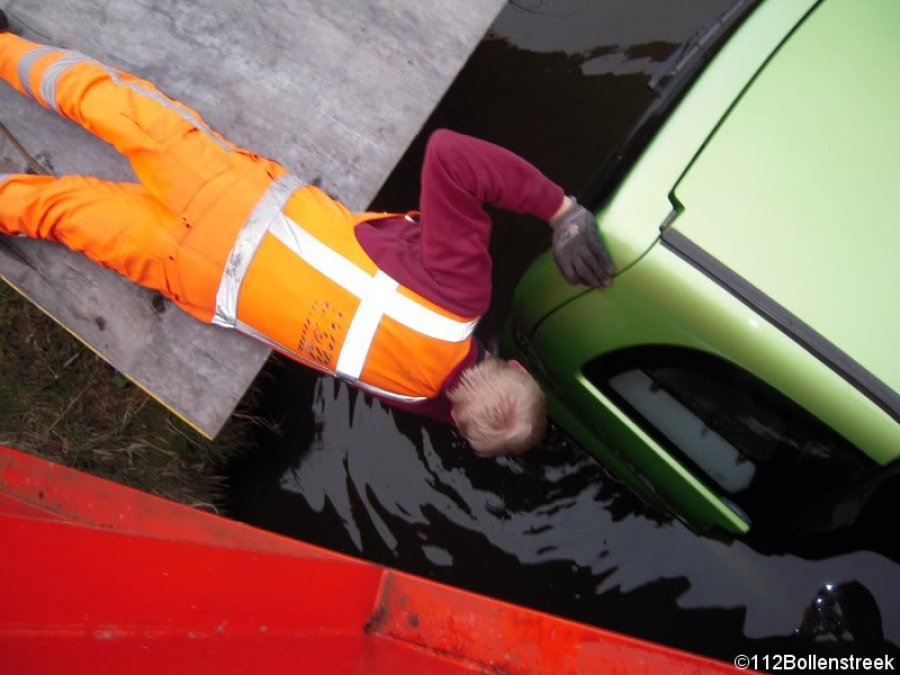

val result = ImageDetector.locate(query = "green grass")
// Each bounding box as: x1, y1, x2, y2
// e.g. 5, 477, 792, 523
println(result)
0, 281, 265, 510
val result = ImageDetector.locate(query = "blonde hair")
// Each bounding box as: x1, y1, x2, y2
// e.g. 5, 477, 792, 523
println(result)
447, 355, 546, 457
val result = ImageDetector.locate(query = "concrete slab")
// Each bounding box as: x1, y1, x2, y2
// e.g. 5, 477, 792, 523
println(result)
0, 0, 505, 437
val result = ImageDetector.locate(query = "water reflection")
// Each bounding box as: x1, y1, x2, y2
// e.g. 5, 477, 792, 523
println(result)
229, 366, 900, 660
495, 0, 736, 56
278, 375, 657, 565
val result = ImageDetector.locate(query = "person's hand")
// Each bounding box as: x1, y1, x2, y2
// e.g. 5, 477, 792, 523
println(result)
549, 196, 616, 288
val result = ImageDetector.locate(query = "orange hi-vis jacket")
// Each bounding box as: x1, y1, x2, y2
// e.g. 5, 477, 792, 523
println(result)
0, 34, 477, 403
214, 180, 478, 402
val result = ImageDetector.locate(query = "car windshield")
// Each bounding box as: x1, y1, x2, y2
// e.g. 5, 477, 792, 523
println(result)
588, 348, 877, 526
582, 0, 760, 210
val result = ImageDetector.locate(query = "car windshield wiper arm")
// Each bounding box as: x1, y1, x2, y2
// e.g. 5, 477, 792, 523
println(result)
649, 0, 751, 92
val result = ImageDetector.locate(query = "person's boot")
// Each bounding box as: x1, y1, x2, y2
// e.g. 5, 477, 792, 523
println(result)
0, 9, 9, 33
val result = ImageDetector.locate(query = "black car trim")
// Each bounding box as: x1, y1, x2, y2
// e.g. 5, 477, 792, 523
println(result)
661, 228, 900, 424
581, 0, 763, 211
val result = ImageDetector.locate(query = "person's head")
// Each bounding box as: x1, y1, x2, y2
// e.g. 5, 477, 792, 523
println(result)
447, 354, 546, 457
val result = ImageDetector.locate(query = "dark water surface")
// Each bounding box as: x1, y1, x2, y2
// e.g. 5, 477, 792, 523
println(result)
227, 0, 900, 663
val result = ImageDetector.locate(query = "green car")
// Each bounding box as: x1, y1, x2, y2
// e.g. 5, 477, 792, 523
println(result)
503, 0, 900, 538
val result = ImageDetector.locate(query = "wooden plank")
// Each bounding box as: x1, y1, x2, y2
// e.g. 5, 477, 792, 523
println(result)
0, 124, 264, 432
0, 0, 505, 437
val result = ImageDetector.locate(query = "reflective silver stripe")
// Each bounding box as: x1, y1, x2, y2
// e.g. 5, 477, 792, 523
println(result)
352, 380, 428, 403
31, 47, 231, 150
231, 319, 285, 352
234, 318, 322, 368
17, 46, 55, 99
382, 292, 477, 342
103, 68, 232, 151
0, 174, 12, 184
270, 215, 477, 342
237, 314, 428, 403
212, 174, 304, 327
224, 313, 428, 403
269, 214, 372, 298
335, 270, 398, 380
268, 214, 477, 398
39, 51, 89, 112
220, 182, 477, 401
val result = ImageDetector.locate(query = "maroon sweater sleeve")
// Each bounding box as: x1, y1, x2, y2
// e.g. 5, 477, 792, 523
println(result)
418, 129, 564, 317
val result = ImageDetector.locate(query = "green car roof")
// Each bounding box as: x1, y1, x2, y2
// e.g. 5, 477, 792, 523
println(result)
671, 0, 900, 417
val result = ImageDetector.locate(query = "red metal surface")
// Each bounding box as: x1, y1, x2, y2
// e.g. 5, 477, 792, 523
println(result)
0, 446, 745, 674
0, 513, 474, 675
371, 574, 734, 675
0, 491, 65, 521
0, 447, 329, 556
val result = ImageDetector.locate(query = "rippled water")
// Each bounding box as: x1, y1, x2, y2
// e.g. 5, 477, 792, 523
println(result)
227, 0, 900, 663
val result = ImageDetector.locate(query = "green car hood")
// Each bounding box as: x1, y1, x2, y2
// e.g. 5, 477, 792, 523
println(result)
670, 0, 900, 413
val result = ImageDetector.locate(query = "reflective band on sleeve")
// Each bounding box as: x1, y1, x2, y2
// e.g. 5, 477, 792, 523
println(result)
335, 270, 398, 380
17, 46, 55, 99
213, 174, 304, 327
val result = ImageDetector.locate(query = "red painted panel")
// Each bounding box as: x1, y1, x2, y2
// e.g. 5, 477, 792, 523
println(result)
0, 446, 752, 674
371, 573, 741, 675
0, 515, 383, 637
0, 515, 480, 674
0, 491, 64, 520
0, 447, 335, 557
0, 635, 483, 675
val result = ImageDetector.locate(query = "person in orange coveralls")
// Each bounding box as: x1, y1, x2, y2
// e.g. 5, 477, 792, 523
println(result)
0, 12, 615, 457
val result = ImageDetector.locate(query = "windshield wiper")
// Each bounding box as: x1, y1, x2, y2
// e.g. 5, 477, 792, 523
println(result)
649, 0, 751, 92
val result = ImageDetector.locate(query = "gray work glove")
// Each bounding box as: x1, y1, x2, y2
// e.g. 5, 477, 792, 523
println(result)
550, 197, 616, 288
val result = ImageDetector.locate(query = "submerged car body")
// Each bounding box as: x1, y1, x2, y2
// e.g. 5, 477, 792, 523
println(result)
503, 0, 900, 536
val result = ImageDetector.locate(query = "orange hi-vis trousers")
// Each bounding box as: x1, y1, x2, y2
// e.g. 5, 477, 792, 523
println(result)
0, 33, 287, 322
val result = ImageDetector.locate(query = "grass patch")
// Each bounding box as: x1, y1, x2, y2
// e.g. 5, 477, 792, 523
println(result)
0, 280, 265, 510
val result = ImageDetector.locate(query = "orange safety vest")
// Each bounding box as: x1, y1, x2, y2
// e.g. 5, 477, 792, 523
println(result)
212, 175, 479, 402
